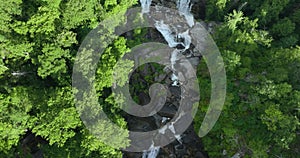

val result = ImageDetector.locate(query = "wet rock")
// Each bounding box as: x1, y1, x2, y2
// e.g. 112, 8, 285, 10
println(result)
182, 134, 193, 144
123, 0, 208, 157
126, 116, 157, 132
168, 86, 181, 98
138, 92, 151, 105
195, 151, 206, 158
155, 73, 167, 82
188, 57, 200, 66
157, 104, 177, 118
123, 152, 143, 158
175, 144, 187, 155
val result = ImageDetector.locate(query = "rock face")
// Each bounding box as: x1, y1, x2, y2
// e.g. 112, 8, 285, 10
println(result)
152, 0, 206, 20
123, 0, 208, 158
122, 0, 209, 157
123, 73, 208, 157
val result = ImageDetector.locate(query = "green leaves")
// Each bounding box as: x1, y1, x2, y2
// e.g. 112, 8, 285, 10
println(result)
56, 31, 78, 47
0, 0, 22, 33
221, 50, 241, 72
226, 10, 244, 32
270, 18, 298, 47
0, 0, 139, 157
0, 0, 298, 157
0, 87, 33, 152
0, 39, 33, 61
200, 3, 300, 156
33, 107, 81, 146
27, 0, 61, 36
104, 0, 118, 8
113, 59, 134, 87
205, 0, 231, 21
62, 0, 100, 29
253, 0, 290, 25
0, 122, 24, 152
37, 44, 70, 79
271, 18, 295, 37
261, 104, 298, 149
0, 61, 8, 76
255, 80, 292, 99
31, 87, 81, 146
216, 0, 228, 10
215, 10, 272, 56
96, 37, 130, 92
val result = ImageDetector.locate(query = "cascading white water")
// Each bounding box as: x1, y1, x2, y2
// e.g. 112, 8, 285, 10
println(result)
175, 134, 182, 144
140, 0, 152, 13
139, 0, 195, 157
178, 30, 192, 50
177, 0, 194, 27
152, 0, 194, 86
142, 147, 160, 158
142, 142, 160, 158
154, 21, 180, 48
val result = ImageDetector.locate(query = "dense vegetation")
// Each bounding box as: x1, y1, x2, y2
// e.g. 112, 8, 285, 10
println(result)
196, 0, 300, 157
0, 0, 299, 157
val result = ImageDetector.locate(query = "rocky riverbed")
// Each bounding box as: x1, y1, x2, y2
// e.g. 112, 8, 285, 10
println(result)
122, 0, 210, 157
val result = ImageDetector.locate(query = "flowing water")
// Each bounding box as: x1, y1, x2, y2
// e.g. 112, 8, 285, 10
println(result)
139, 0, 195, 157
152, 0, 194, 86
142, 142, 160, 158
177, 0, 194, 27
140, 0, 152, 13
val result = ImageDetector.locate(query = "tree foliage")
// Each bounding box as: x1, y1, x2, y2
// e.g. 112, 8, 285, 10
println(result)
0, 0, 299, 157
195, 1, 300, 157
0, 0, 137, 157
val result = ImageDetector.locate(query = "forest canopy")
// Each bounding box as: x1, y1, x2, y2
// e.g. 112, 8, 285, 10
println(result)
0, 0, 299, 157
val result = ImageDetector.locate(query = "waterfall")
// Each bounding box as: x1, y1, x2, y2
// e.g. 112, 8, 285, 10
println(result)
142, 147, 160, 158
158, 125, 168, 134
142, 142, 160, 158
140, 0, 152, 13
161, 117, 169, 124
154, 22, 191, 50
178, 30, 192, 50
177, 0, 194, 27
175, 134, 182, 144
170, 49, 181, 86
154, 21, 180, 48
139, 0, 195, 157
11, 72, 29, 76
152, 0, 194, 86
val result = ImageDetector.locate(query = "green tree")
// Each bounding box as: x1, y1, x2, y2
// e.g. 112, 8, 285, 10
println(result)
0, 0, 138, 157
197, 7, 300, 157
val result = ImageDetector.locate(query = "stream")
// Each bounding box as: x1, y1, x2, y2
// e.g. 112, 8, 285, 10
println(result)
123, 0, 207, 158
